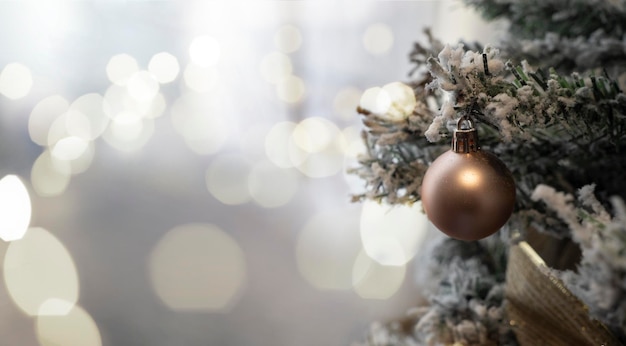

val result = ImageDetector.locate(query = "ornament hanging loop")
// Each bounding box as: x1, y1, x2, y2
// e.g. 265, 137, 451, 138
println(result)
452, 115, 479, 153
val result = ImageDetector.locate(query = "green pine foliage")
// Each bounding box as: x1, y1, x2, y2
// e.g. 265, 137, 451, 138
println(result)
355, 0, 626, 344
465, 0, 626, 39
467, 0, 626, 73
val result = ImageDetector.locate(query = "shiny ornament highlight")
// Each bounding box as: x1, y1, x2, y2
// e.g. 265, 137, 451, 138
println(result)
421, 118, 515, 241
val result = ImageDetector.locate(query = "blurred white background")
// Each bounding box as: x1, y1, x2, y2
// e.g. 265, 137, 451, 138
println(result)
0, 1, 491, 345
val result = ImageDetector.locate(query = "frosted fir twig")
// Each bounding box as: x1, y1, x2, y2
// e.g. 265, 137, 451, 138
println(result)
354, 2, 626, 344
464, 0, 626, 74
507, 31, 626, 74
356, 322, 420, 346
424, 44, 626, 145
349, 104, 444, 204
354, 42, 626, 240
350, 70, 448, 204
359, 236, 517, 346
531, 184, 594, 246
464, 0, 626, 41
423, 44, 509, 142
532, 184, 626, 340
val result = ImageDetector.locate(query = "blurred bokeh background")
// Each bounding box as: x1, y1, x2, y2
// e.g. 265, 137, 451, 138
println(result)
0, 1, 495, 345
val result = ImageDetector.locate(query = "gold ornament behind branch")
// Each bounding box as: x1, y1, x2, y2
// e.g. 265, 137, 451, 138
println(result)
506, 241, 620, 346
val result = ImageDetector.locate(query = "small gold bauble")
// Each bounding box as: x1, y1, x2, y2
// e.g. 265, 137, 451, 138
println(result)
420, 117, 516, 241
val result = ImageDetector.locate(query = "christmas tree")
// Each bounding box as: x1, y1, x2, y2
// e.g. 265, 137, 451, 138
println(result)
353, 0, 626, 344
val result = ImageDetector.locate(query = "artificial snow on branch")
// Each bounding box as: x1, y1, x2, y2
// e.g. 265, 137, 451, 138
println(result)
354, 2, 626, 344
354, 32, 626, 346
464, 0, 626, 74
355, 40, 626, 234
464, 0, 626, 40
532, 184, 626, 338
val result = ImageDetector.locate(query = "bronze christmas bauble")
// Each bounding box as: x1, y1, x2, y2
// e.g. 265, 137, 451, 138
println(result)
421, 148, 516, 241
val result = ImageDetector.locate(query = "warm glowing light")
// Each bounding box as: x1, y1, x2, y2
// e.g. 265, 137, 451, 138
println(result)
0, 175, 32, 242
276, 75, 305, 103
382, 82, 417, 120
111, 111, 142, 136
29, 95, 70, 146
352, 250, 406, 300
259, 52, 292, 84
48, 114, 72, 147
3, 227, 79, 315
127, 70, 160, 101
68, 93, 111, 140
149, 224, 247, 311
46, 95, 107, 148
333, 87, 362, 121
64, 110, 92, 140
102, 113, 154, 152
359, 87, 391, 115
295, 208, 362, 291
31, 151, 71, 197
362, 23, 394, 55
51, 136, 90, 161
106, 54, 139, 86
290, 119, 346, 179
36, 303, 102, 346
342, 126, 369, 192
103, 84, 131, 118
104, 84, 166, 120
189, 35, 221, 67
64, 143, 95, 176
0, 63, 33, 99
206, 154, 252, 205
46, 116, 94, 172
459, 169, 481, 188
170, 94, 228, 155
248, 161, 299, 208
276, 117, 347, 178
294, 148, 344, 178
292, 117, 338, 153
286, 137, 309, 169
265, 121, 298, 168
183, 63, 220, 93
141, 92, 167, 119
341, 126, 366, 158
37, 299, 75, 316
360, 200, 429, 266
274, 24, 302, 53
112, 114, 143, 140
148, 52, 180, 84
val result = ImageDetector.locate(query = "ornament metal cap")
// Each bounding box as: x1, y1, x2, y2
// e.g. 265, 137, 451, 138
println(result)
420, 114, 516, 241
452, 116, 479, 153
